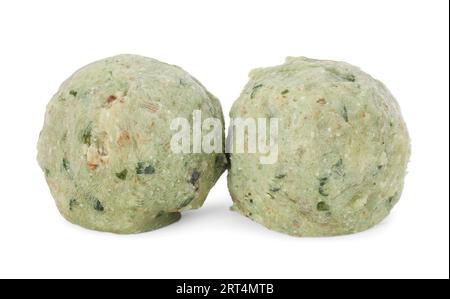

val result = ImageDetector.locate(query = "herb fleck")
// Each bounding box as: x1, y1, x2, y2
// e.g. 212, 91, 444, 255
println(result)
69, 90, 78, 97
344, 74, 356, 82
136, 162, 155, 175
116, 169, 128, 180
69, 198, 78, 211
281, 89, 289, 95
275, 174, 287, 179
190, 170, 201, 186
319, 177, 329, 197
317, 201, 330, 211
342, 106, 349, 122
251, 84, 263, 99
82, 123, 93, 145
93, 199, 104, 212
62, 158, 70, 171
317, 98, 327, 105
270, 187, 281, 193
332, 159, 345, 177
179, 79, 188, 87
44, 168, 50, 177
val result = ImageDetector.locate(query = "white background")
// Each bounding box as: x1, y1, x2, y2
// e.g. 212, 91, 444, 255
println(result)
0, 0, 448, 279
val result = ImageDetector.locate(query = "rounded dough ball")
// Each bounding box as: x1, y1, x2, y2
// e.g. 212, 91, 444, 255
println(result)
228, 57, 410, 237
38, 54, 226, 234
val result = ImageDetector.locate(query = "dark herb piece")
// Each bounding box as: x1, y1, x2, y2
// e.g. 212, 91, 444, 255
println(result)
190, 170, 201, 186
342, 106, 349, 122
94, 199, 104, 212
62, 158, 70, 171
281, 89, 289, 95
332, 159, 345, 177
251, 84, 264, 99
388, 196, 396, 204
378, 165, 384, 170
179, 79, 188, 87
270, 187, 281, 193
44, 168, 50, 177
69, 90, 78, 97
69, 198, 78, 211
82, 123, 93, 145
317, 98, 327, 105
317, 201, 330, 211
136, 162, 155, 175
116, 169, 128, 180
319, 177, 329, 197
275, 174, 287, 179
344, 74, 356, 82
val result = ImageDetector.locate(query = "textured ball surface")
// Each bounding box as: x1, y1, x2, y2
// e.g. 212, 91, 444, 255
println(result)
228, 57, 410, 237
38, 55, 226, 234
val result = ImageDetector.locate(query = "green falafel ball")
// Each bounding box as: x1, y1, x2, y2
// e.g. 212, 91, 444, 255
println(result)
228, 57, 410, 237
38, 54, 226, 234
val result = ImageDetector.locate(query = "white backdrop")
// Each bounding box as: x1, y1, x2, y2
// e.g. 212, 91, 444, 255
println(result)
0, 0, 448, 279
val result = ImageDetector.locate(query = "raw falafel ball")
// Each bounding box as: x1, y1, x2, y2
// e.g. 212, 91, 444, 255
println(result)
228, 57, 410, 237
38, 54, 226, 234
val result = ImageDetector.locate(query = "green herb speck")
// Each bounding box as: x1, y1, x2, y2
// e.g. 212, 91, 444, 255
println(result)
116, 169, 128, 180
344, 74, 356, 82
281, 89, 289, 95
136, 162, 155, 175
332, 159, 345, 176
94, 199, 104, 212
179, 79, 188, 87
190, 170, 201, 186
251, 84, 264, 99
270, 187, 281, 193
342, 106, 349, 122
319, 177, 329, 197
317, 201, 330, 211
62, 159, 70, 171
69, 90, 78, 97
69, 198, 78, 211
82, 123, 93, 145
275, 174, 287, 179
